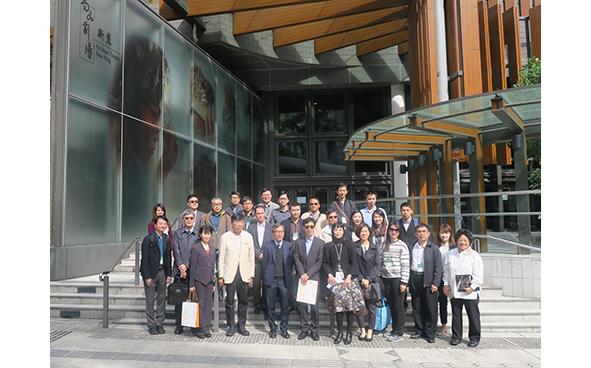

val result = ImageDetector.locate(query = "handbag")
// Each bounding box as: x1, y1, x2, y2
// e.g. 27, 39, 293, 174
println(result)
167, 277, 189, 305
374, 298, 392, 331
181, 290, 200, 328
361, 281, 382, 300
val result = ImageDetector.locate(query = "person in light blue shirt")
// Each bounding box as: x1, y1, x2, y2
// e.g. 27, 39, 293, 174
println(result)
360, 190, 389, 227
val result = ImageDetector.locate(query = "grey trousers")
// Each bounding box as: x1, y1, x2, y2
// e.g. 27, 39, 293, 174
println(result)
143, 268, 167, 328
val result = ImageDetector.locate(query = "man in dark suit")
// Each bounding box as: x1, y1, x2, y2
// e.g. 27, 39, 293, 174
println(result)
140, 216, 172, 335
281, 203, 305, 311
397, 201, 422, 248
247, 204, 274, 314
293, 217, 325, 341
262, 223, 294, 339
408, 223, 442, 343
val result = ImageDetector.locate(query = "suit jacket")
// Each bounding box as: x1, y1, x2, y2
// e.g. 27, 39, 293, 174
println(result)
323, 239, 359, 278
294, 236, 325, 282
355, 240, 381, 284
262, 240, 294, 291
200, 211, 232, 248
408, 240, 443, 288
188, 242, 216, 288
218, 230, 255, 284
247, 221, 274, 260
177, 210, 205, 231
281, 217, 305, 244
172, 227, 200, 278
301, 211, 327, 238
262, 201, 280, 222
148, 220, 174, 250
140, 231, 172, 280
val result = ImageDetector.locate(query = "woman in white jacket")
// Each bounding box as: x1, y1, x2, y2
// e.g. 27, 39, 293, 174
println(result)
442, 229, 483, 348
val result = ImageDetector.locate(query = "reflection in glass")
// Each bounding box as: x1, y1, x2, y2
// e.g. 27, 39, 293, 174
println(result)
278, 141, 307, 174
163, 134, 192, 225
65, 98, 120, 246
236, 84, 252, 160
192, 50, 216, 145
252, 98, 265, 164
315, 140, 347, 174
164, 29, 192, 137
122, 117, 162, 241
193, 143, 217, 214
237, 159, 252, 198
314, 94, 345, 133
352, 89, 386, 131
218, 152, 236, 203
277, 94, 306, 134
217, 72, 236, 153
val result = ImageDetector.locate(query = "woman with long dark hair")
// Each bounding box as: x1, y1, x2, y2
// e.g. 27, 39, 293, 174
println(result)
379, 221, 409, 342
370, 209, 388, 246
323, 222, 365, 345
148, 203, 174, 251
435, 223, 456, 336
354, 223, 381, 342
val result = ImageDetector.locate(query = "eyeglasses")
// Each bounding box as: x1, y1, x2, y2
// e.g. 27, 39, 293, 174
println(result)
184, 217, 195, 220
189, 200, 198, 203
309, 203, 319, 206
388, 228, 399, 233
304, 225, 315, 229
328, 216, 338, 219
212, 202, 222, 206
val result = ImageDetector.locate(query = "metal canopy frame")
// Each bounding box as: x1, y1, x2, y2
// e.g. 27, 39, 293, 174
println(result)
345, 84, 541, 160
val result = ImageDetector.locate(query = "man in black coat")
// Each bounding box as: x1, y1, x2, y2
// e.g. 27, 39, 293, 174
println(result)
408, 223, 442, 343
397, 202, 422, 248
140, 216, 172, 335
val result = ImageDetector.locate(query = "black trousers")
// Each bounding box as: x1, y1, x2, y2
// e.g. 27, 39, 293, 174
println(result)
382, 277, 407, 336
297, 286, 320, 333
225, 268, 249, 328
451, 296, 481, 342
409, 271, 438, 339
438, 280, 449, 325
251, 260, 265, 310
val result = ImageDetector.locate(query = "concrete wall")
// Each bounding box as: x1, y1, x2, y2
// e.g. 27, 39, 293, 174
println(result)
482, 254, 541, 299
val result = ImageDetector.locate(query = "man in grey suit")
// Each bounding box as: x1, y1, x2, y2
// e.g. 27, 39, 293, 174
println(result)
293, 217, 325, 341
248, 204, 274, 315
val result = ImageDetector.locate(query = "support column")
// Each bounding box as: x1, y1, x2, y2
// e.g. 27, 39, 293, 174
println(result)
513, 133, 532, 253
391, 84, 408, 214
468, 136, 487, 251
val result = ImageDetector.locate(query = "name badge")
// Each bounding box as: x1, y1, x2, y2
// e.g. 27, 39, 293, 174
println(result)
341, 216, 347, 223
292, 232, 298, 241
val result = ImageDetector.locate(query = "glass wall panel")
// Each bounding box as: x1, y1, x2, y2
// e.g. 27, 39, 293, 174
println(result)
65, 98, 120, 246
162, 133, 192, 228
192, 49, 217, 145
313, 93, 346, 133
315, 140, 347, 174
217, 72, 236, 153
193, 143, 217, 213
123, 0, 164, 124
237, 159, 252, 199
252, 164, 265, 203
69, 0, 123, 110
277, 94, 306, 134
352, 89, 387, 131
278, 141, 307, 174
252, 97, 265, 164
121, 116, 162, 241
218, 152, 236, 206
236, 84, 252, 160
163, 29, 192, 137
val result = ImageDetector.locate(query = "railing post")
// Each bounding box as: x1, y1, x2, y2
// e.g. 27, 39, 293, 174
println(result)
102, 274, 109, 328
213, 282, 219, 332
135, 239, 140, 285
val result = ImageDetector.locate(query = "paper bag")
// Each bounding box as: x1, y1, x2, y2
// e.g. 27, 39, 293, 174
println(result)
181, 291, 200, 328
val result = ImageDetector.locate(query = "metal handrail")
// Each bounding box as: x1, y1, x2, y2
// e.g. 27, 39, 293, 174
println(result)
473, 234, 541, 253
99, 237, 141, 328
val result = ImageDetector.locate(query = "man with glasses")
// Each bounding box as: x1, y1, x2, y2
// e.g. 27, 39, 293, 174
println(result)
200, 197, 232, 249
224, 191, 244, 215
319, 209, 339, 243
247, 205, 274, 315
260, 188, 279, 223
408, 223, 442, 343
172, 209, 200, 334
301, 198, 327, 238
294, 218, 325, 341
271, 190, 291, 224
240, 196, 256, 228
178, 194, 205, 231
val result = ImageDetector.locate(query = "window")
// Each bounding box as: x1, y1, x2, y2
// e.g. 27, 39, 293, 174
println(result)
314, 93, 346, 133
277, 94, 306, 134
315, 140, 347, 174
278, 141, 307, 174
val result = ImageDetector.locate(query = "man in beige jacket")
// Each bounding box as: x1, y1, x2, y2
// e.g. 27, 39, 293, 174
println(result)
218, 212, 255, 337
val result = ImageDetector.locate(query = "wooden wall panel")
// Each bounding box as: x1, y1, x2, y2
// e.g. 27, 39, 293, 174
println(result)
488, 4, 507, 90
529, 4, 541, 59
503, 6, 522, 86
459, 0, 483, 96
446, 0, 461, 99
478, 1, 493, 92
356, 30, 409, 56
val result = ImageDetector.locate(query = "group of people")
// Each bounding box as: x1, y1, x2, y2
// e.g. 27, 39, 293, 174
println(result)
140, 183, 484, 347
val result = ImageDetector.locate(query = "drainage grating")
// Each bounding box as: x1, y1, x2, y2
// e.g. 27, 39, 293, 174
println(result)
50, 330, 72, 343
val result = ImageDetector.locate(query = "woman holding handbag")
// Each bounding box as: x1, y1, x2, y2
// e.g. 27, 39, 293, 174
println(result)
354, 223, 381, 342
323, 222, 365, 345
379, 221, 410, 342
188, 225, 216, 338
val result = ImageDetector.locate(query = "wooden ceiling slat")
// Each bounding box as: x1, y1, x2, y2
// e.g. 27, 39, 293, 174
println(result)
397, 41, 409, 55
353, 141, 431, 150
273, 6, 407, 47
346, 154, 414, 161
356, 29, 409, 56
349, 149, 421, 156
420, 121, 479, 137
365, 132, 448, 144
233, 0, 406, 35
315, 18, 408, 54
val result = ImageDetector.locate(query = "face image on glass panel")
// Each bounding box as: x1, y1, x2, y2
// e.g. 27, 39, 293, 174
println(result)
191, 62, 215, 144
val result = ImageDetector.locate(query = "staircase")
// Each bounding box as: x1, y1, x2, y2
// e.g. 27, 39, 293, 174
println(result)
50, 252, 541, 333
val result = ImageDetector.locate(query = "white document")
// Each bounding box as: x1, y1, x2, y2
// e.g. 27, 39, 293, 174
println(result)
296, 279, 319, 305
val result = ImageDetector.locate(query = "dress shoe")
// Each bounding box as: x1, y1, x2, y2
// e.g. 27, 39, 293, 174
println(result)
204, 333, 212, 338
468, 340, 479, 348
311, 332, 320, 341
358, 328, 366, 341
226, 326, 236, 337
254, 306, 262, 314
174, 326, 184, 335
238, 325, 250, 336
196, 334, 205, 339
148, 326, 158, 335
280, 330, 290, 339
427, 337, 435, 343
343, 332, 352, 345
450, 339, 461, 346
334, 331, 343, 344
366, 330, 373, 342
298, 331, 309, 340
269, 329, 277, 338
157, 326, 166, 334
410, 333, 423, 339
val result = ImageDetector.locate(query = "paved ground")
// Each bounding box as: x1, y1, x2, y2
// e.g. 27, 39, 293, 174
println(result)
50, 318, 541, 368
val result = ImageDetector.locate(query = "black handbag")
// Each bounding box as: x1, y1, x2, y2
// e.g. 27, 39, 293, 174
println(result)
167, 278, 189, 305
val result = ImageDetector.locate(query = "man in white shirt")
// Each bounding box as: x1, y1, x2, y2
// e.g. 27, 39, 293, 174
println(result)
360, 190, 389, 227
247, 205, 274, 315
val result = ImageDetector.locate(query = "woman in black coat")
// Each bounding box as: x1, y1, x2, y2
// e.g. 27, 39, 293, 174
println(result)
355, 223, 381, 342
188, 225, 216, 338
323, 222, 365, 345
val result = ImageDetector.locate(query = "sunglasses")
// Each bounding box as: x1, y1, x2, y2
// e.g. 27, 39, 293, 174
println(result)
388, 228, 400, 233
304, 225, 315, 229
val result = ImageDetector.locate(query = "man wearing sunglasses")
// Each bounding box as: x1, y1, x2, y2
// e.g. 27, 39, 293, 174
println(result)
177, 194, 205, 231
301, 198, 327, 238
